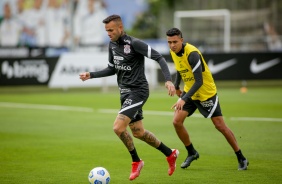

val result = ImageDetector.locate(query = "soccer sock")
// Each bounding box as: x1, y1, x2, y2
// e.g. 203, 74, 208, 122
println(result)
235, 149, 246, 161
129, 148, 140, 162
157, 142, 172, 157
186, 143, 196, 155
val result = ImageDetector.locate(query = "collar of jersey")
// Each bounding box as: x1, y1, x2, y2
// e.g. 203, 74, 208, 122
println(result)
115, 34, 128, 45
176, 43, 185, 57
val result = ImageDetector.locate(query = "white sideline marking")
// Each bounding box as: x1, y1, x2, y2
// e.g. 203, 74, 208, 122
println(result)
230, 117, 282, 122
99, 109, 282, 122
0, 102, 93, 112
1, 103, 281, 122
99, 109, 202, 118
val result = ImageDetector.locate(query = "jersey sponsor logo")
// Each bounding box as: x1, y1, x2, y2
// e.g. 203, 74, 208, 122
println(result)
195, 93, 200, 98
124, 44, 131, 54
115, 64, 132, 71
114, 56, 124, 60
250, 58, 280, 74
113, 56, 132, 71
113, 59, 120, 64
183, 76, 194, 82
208, 58, 237, 74
179, 69, 189, 73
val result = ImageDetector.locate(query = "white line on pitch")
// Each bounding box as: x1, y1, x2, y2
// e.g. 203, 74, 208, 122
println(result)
0, 102, 93, 112
2, 103, 280, 122
230, 117, 282, 122
99, 109, 282, 122
98, 109, 203, 117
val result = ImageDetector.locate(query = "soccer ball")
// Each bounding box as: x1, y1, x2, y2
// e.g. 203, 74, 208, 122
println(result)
88, 167, 110, 184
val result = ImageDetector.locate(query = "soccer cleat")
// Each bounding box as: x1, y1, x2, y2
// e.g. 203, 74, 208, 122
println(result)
166, 149, 179, 176
129, 160, 144, 180
238, 159, 249, 170
181, 151, 199, 168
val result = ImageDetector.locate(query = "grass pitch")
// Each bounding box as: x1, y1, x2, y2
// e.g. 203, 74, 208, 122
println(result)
0, 84, 282, 184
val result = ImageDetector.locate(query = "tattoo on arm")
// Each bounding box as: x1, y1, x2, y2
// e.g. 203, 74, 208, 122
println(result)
120, 131, 134, 151
141, 130, 160, 148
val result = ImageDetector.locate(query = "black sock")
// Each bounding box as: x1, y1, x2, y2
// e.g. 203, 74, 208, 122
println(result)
235, 149, 246, 161
129, 148, 140, 162
157, 142, 172, 157
185, 143, 196, 155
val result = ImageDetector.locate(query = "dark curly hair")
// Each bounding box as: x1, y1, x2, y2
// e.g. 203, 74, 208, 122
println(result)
166, 28, 183, 38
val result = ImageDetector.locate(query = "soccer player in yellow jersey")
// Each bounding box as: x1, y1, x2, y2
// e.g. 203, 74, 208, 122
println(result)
166, 28, 249, 170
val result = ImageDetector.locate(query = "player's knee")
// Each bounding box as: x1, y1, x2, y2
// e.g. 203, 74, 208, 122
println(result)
213, 121, 227, 132
172, 118, 183, 128
113, 125, 124, 136
214, 124, 223, 132
212, 117, 225, 131
113, 126, 119, 135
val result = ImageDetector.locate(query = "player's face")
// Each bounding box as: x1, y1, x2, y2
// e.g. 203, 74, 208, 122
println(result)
167, 35, 183, 53
105, 21, 123, 42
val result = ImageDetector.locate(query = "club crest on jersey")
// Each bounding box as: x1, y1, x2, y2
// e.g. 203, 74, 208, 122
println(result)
124, 44, 131, 54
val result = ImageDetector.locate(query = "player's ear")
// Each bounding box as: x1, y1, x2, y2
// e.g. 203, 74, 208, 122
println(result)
119, 24, 123, 30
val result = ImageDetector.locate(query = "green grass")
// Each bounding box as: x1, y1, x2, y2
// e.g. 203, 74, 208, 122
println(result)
0, 85, 282, 184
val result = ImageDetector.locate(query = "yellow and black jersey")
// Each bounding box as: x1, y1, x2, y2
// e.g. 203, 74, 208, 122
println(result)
170, 43, 217, 101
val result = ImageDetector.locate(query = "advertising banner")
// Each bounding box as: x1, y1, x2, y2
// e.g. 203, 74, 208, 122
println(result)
48, 53, 116, 88
1, 52, 281, 87
0, 57, 57, 86
163, 52, 282, 80
48, 53, 159, 88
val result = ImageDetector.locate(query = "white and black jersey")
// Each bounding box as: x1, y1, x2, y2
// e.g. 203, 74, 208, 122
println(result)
90, 34, 172, 90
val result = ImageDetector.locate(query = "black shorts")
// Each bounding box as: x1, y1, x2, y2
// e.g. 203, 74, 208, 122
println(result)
119, 88, 149, 123
181, 92, 222, 118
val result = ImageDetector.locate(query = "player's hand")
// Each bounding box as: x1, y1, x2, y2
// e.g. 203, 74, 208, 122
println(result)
165, 81, 176, 96
171, 98, 185, 111
79, 72, 90, 81
176, 89, 182, 97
